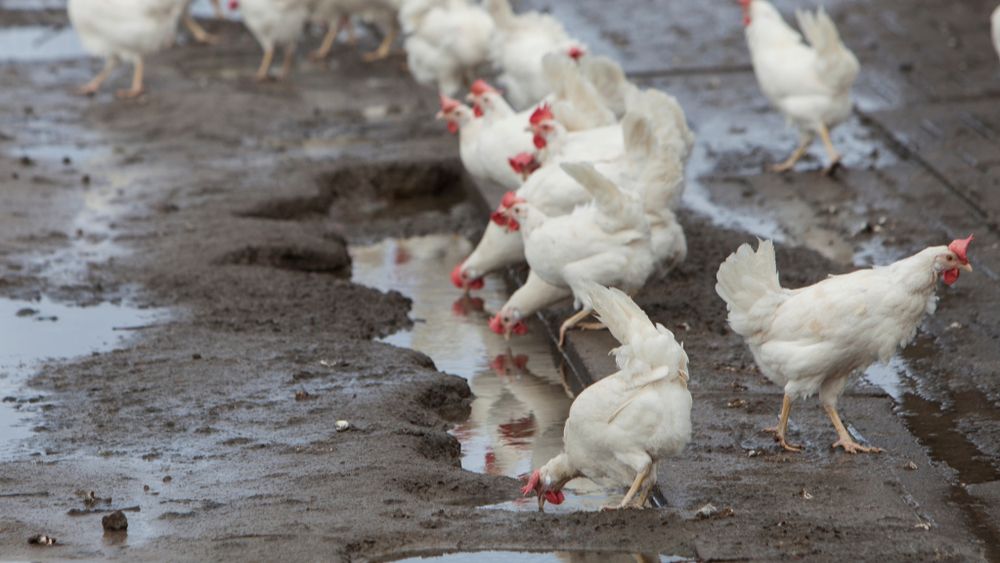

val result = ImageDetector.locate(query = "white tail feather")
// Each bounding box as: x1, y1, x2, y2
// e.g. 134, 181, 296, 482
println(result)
715, 240, 783, 337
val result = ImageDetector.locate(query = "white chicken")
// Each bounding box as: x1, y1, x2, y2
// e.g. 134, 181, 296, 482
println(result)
437, 95, 534, 188
68, 0, 186, 98
181, 0, 222, 44
715, 236, 974, 453
503, 162, 655, 345
484, 0, 586, 109
741, 0, 859, 174
310, 0, 400, 62
522, 283, 692, 511
401, 0, 494, 96
488, 118, 688, 339
992, 5, 1000, 62
233, 0, 311, 81
455, 89, 691, 297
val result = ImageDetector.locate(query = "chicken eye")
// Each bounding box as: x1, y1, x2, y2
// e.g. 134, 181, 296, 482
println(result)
946, 256, 954, 261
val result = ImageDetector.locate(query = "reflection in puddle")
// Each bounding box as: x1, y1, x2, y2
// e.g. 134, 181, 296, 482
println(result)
393, 551, 692, 563
350, 235, 611, 508
0, 26, 87, 61
0, 297, 164, 457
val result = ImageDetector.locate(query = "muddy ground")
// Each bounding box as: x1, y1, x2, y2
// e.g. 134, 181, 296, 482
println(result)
0, 0, 999, 561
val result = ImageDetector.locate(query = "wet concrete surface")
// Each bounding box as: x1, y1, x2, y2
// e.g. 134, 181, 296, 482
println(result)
0, 0, 998, 561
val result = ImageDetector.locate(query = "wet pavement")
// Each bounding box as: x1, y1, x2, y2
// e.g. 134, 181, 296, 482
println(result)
0, 0, 998, 561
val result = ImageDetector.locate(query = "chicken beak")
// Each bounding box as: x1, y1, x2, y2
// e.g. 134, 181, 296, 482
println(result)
503, 325, 512, 341
465, 93, 476, 103
962, 262, 973, 273
435, 110, 445, 120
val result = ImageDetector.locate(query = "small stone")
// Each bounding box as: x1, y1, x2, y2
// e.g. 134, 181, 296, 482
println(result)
162, 475, 172, 483
801, 489, 813, 500
191, 353, 202, 360
947, 322, 961, 330
28, 534, 56, 546
905, 461, 918, 470
726, 399, 747, 408
15, 308, 37, 317
694, 503, 718, 519
335, 420, 350, 432
102, 510, 128, 532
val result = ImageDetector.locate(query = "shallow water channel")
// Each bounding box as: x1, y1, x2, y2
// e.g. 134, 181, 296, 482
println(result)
350, 234, 618, 512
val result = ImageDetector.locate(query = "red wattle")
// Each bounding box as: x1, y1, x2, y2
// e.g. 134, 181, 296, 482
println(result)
228, 0, 239, 9
545, 490, 565, 505
505, 218, 521, 232
473, 104, 484, 118
447, 121, 459, 134
512, 321, 528, 336
942, 268, 960, 286
490, 210, 509, 226
468, 277, 484, 290
488, 314, 504, 335
533, 134, 547, 149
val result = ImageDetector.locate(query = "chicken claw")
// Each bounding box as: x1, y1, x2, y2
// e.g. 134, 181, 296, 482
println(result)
832, 438, 883, 454
763, 425, 802, 452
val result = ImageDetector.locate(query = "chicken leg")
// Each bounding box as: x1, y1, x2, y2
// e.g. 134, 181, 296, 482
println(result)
183, 13, 219, 44
362, 25, 397, 62
771, 134, 813, 173
309, 16, 350, 61
558, 308, 593, 347
278, 44, 295, 80
76, 57, 118, 96
209, 0, 223, 19
763, 394, 802, 452
255, 46, 275, 81
818, 123, 842, 176
115, 59, 145, 99
609, 461, 652, 510
824, 404, 883, 454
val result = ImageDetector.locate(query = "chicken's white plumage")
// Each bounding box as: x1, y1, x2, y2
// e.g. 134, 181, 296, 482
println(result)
485, 0, 584, 109
522, 284, 691, 510
402, 0, 494, 95
992, 5, 1000, 62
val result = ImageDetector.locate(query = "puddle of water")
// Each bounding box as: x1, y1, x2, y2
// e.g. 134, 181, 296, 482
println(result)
350, 235, 613, 507
0, 296, 164, 457
392, 551, 691, 563
0, 26, 87, 61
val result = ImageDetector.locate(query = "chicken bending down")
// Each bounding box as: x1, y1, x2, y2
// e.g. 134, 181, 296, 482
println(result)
715, 236, 974, 454
234, 0, 311, 81
68, 0, 187, 98
311, 0, 400, 62
182, 0, 222, 44
503, 162, 655, 346
522, 283, 692, 511
742, 0, 859, 175
402, 0, 494, 96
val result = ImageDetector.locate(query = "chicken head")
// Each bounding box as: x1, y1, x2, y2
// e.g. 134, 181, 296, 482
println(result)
939, 235, 974, 285
522, 468, 565, 511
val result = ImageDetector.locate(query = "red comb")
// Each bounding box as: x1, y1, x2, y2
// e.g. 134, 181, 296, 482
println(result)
949, 234, 974, 265
567, 46, 585, 60
469, 79, 496, 96
439, 94, 461, 113
521, 469, 541, 496
500, 191, 520, 208
228, 0, 239, 9
508, 152, 539, 176
529, 104, 553, 125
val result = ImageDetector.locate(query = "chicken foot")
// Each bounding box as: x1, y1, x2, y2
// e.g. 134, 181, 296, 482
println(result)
183, 13, 219, 45
309, 16, 351, 61
279, 44, 295, 80
763, 394, 802, 452
771, 134, 813, 173
818, 123, 843, 176
76, 57, 118, 96
824, 404, 883, 454
116, 58, 145, 99
362, 26, 397, 62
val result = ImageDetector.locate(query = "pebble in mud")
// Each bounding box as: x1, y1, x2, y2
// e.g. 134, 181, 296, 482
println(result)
102, 510, 128, 532
27, 534, 57, 546
335, 420, 350, 432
